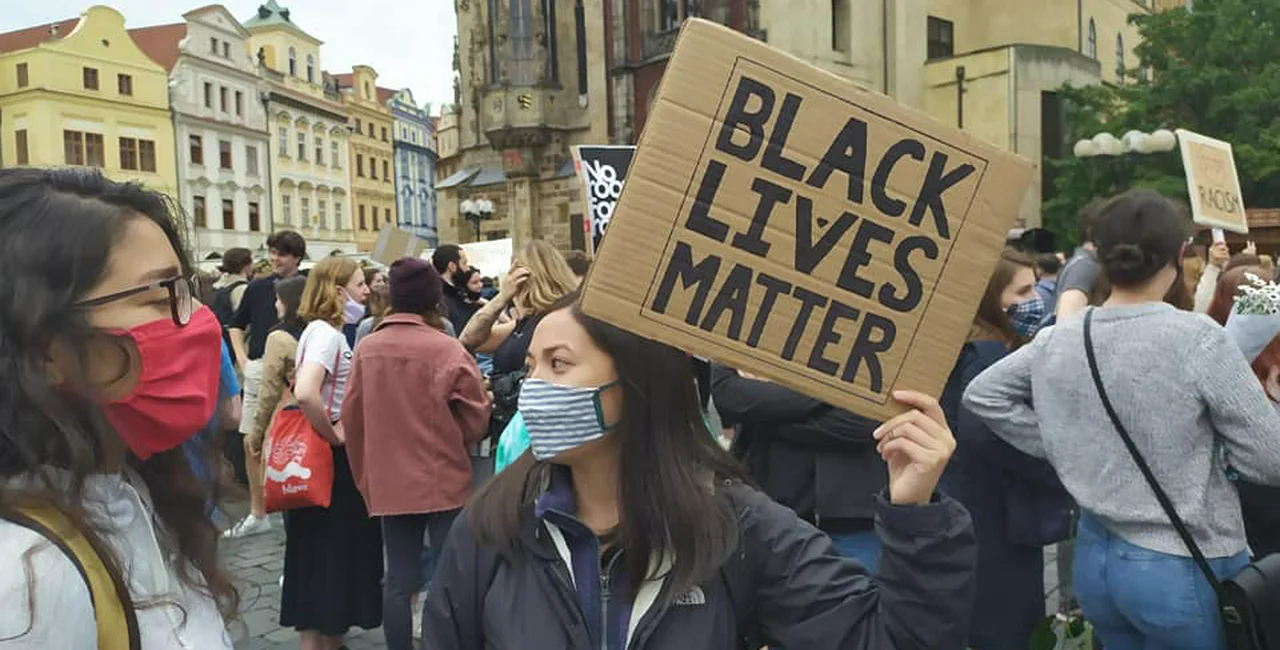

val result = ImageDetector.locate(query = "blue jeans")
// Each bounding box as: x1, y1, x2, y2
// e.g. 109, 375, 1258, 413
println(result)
1074, 514, 1249, 650
829, 530, 880, 574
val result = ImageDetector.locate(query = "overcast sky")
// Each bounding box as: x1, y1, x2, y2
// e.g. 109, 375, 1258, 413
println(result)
1, 1, 457, 114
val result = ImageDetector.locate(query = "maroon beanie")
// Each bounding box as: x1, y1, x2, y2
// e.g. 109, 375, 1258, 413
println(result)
388, 257, 443, 315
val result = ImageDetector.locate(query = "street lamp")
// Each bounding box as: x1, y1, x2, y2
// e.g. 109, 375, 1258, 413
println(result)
1073, 128, 1177, 158
460, 197, 494, 241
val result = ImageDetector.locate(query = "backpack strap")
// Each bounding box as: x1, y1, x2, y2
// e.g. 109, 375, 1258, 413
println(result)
3, 504, 140, 650
719, 483, 761, 649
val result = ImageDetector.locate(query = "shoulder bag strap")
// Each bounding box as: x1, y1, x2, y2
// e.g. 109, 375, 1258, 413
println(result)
3, 505, 141, 650
1083, 308, 1223, 592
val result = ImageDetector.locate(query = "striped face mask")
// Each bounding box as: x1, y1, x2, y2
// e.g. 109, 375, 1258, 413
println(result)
520, 378, 619, 460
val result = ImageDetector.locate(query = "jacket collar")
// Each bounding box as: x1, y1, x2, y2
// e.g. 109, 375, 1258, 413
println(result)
373, 313, 432, 332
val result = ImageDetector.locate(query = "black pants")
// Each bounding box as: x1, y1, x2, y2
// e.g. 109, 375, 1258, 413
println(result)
381, 509, 460, 650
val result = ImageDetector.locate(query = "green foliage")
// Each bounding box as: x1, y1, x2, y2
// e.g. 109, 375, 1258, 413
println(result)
1045, 0, 1280, 248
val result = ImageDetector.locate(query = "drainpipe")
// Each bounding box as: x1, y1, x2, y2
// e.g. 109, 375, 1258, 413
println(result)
261, 91, 276, 237
881, 0, 890, 94
955, 65, 966, 129
1077, 0, 1083, 53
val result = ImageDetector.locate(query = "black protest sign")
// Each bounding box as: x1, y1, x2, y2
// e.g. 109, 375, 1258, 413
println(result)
581, 20, 1032, 421
573, 145, 635, 253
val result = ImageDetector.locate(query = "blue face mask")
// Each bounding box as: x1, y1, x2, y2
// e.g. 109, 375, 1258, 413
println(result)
519, 378, 618, 460
1007, 295, 1046, 338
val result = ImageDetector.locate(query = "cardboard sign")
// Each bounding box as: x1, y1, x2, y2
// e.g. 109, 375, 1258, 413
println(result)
573, 145, 636, 254
1176, 129, 1247, 234
580, 19, 1033, 421
372, 226, 429, 266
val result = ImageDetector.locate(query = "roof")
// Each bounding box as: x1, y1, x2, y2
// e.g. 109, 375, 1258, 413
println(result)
0, 17, 79, 54
242, 0, 319, 43
128, 23, 187, 72
330, 72, 352, 88
437, 167, 480, 189
377, 86, 394, 105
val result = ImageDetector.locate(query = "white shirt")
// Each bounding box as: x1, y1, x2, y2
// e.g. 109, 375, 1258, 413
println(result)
296, 320, 352, 422
0, 471, 233, 649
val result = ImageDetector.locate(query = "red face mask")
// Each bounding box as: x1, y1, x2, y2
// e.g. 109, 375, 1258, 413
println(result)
101, 306, 222, 460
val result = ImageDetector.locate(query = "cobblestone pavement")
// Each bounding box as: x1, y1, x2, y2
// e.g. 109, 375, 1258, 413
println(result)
221, 512, 1065, 650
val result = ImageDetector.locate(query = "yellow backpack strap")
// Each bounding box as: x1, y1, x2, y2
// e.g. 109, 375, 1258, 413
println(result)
4, 505, 141, 650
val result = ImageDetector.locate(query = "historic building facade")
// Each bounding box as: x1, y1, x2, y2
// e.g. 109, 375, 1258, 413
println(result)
131, 5, 272, 259
389, 88, 439, 246
333, 66, 396, 252
0, 6, 177, 194
435, 0, 609, 250
245, 1, 354, 256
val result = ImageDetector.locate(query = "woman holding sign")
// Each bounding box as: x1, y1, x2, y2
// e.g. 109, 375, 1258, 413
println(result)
422, 291, 977, 650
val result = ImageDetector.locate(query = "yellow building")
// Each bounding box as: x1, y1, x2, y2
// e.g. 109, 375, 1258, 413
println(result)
0, 5, 177, 196
333, 66, 396, 252
244, 1, 356, 256
921, 0, 1163, 226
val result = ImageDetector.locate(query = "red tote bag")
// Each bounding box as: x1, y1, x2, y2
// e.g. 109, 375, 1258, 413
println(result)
263, 343, 341, 512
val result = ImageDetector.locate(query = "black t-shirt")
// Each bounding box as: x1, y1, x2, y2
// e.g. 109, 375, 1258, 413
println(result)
230, 274, 286, 360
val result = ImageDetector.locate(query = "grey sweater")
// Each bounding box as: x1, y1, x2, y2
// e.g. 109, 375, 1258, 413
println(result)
963, 303, 1280, 558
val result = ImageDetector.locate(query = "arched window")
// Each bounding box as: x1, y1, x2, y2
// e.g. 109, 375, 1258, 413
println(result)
306, 54, 315, 83
288, 47, 297, 76
364, 81, 372, 99
1087, 19, 1097, 59
1116, 34, 1126, 82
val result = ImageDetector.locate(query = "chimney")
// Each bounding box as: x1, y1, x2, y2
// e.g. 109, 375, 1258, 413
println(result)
49, 24, 59, 37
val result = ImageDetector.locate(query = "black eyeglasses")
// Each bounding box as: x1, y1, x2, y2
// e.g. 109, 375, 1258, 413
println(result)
76, 274, 198, 326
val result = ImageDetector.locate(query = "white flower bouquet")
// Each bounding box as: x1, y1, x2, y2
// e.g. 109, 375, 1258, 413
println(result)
1225, 273, 1280, 363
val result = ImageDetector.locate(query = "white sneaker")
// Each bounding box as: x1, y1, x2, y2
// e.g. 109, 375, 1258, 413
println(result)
222, 514, 271, 539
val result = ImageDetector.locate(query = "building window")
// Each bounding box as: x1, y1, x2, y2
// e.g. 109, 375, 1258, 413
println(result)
927, 17, 954, 60
301, 197, 310, 225
16, 62, 28, 87
222, 41, 230, 59
288, 47, 297, 76
318, 200, 328, 229
203, 82, 212, 108
210, 37, 218, 54
355, 118, 362, 132
278, 126, 288, 156
14, 129, 28, 165
193, 196, 207, 228
367, 123, 374, 138
1087, 18, 1097, 59
359, 204, 367, 230
63, 131, 93, 166
381, 126, 388, 142
658, 0, 680, 31
235, 91, 244, 116
331, 140, 340, 168
83, 67, 98, 90
282, 194, 292, 224
139, 140, 156, 172
119, 137, 138, 170
220, 87, 228, 112
370, 158, 378, 180
383, 159, 389, 181
246, 145, 259, 175
222, 199, 235, 230
1116, 34, 1126, 82
334, 202, 343, 229
315, 136, 324, 165
385, 207, 392, 224
832, 0, 850, 52
249, 201, 261, 231
220, 140, 232, 169
297, 132, 307, 161
364, 81, 371, 99
306, 55, 315, 83
190, 135, 203, 164
117, 73, 133, 96
356, 154, 364, 176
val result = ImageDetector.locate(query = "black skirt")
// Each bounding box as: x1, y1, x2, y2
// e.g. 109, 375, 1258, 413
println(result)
280, 445, 383, 635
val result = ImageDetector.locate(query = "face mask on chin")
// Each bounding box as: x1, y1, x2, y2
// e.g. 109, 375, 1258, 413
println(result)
100, 306, 223, 459
340, 288, 364, 324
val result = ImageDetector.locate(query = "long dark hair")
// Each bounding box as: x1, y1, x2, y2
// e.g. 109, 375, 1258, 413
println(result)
274, 275, 307, 337
971, 248, 1035, 346
468, 292, 746, 601
0, 168, 238, 623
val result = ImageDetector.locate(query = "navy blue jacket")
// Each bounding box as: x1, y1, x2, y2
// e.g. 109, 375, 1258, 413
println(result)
423, 479, 978, 650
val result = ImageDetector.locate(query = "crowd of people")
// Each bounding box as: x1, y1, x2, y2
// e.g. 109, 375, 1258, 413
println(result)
0, 166, 1277, 650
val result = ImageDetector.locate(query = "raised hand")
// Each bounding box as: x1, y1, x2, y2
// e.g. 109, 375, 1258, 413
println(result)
873, 390, 957, 506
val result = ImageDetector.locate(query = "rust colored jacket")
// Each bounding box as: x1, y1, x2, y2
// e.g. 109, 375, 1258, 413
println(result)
341, 313, 490, 516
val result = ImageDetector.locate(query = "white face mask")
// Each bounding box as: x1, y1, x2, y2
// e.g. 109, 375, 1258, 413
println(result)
340, 288, 364, 325
519, 378, 618, 460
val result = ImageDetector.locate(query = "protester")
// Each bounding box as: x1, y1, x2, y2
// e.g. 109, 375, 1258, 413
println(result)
711, 367, 886, 572
282, 257, 382, 649
433, 243, 478, 334
354, 266, 391, 346
1034, 252, 1061, 317
422, 292, 977, 649
341, 257, 490, 650
224, 230, 305, 538
964, 189, 1280, 650
213, 247, 254, 332
940, 249, 1071, 650
234, 276, 308, 540
0, 168, 237, 647
1054, 199, 1106, 320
